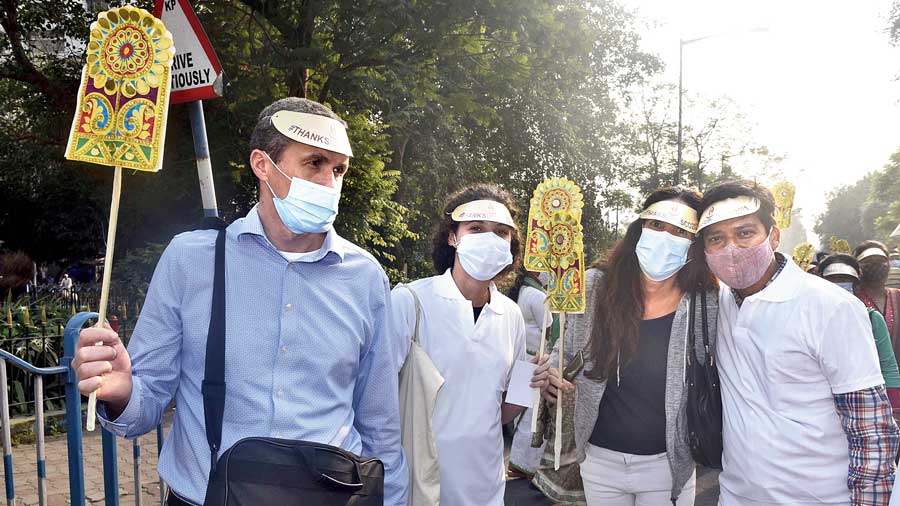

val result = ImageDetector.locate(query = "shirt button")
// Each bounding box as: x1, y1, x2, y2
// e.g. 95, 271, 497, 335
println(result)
284, 303, 293, 312
280, 346, 288, 354
276, 388, 284, 398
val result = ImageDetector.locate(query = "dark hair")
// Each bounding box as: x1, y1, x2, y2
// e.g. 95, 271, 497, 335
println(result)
431, 183, 522, 276
698, 180, 776, 235
585, 187, 718, 381
854, 240, 889, 259
249, 97, 347, 164
818, 253, 860, 278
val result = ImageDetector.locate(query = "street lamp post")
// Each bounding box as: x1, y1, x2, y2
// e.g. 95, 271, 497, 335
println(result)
675, 27, 767, 186
676, 39, 685, 186
676, 35, 711, 186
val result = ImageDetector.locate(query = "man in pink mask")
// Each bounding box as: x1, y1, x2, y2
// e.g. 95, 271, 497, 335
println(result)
697, 180, 899, 506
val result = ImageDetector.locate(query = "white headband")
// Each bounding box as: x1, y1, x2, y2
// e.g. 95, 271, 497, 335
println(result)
857, 248, 888, 261
822, 263, 859, 279
697, 196, 762, 231
638, 200, 699, 234
270, 111, 353, 157
451, 200, 516, 228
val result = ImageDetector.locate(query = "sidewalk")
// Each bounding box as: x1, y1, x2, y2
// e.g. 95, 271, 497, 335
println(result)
1, 425, 164, 506
503, 466, 720, 505
4, 424, 720, 506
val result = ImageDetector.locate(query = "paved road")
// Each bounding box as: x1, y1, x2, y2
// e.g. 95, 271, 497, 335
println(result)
504, 466, 720, 505
2, 423, 720, 505
2, 426, 163, 506
502, 430, 721, 505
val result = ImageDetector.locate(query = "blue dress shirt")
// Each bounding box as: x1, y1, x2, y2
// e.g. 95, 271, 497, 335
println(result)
99, 206, 408, 505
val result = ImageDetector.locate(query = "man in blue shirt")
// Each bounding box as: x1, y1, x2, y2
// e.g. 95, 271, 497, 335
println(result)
72, 98, 408, 505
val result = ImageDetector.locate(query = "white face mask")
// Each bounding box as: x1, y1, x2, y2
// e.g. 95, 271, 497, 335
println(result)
454, 232, 513, 281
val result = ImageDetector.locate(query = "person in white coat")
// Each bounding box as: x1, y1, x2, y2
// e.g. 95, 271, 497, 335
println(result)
390, 184, 528, 506
507, 269, 557, 479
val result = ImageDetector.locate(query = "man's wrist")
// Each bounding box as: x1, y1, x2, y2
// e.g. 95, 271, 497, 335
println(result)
103, 399, 127, 421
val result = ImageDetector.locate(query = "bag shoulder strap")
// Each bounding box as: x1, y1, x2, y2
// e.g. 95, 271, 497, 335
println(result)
686, 291, 712, 367
687, 291, 697, 367
202, 218, 228, 478
398, 284, 422, 344
700, 290, 711, 365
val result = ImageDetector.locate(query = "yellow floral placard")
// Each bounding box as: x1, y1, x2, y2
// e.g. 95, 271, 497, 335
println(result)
771, 181, 795, 229
829, 236, 851, 255
65, 6, 174, 172
525, 177, 586, 314
792, 242, 815, 272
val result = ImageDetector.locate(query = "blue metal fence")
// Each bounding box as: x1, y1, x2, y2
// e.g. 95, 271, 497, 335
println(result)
0, 312, 166, 506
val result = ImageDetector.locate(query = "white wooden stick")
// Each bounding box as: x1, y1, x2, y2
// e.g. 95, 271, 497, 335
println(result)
554, 311, 566, 470
531, 297, 551, 431
86, 166, 123, 432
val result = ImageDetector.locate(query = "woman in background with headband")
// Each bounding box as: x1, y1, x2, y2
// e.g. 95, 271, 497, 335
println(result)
533, 187, 718, 505
819, 253, 900, 418
854, 241, 900, 353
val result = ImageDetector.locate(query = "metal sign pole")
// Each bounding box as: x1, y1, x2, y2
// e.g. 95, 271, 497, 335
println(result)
188, 100, 219, 218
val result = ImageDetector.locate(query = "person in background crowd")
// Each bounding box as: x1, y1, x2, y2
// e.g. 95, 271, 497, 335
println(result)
533, 186, 718, 506
59, 272, 73, 297
390, 184, 527, 506
507, 268, 558, 480
819, 253, 900, 413
887, 251, 900, 289
855, 241, 900, 350
807, 251, 830, 275
698, 180, 899, 506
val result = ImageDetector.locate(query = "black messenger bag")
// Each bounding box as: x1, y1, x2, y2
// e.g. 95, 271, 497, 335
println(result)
685, 290, 723, 470
200, 220, 384, 506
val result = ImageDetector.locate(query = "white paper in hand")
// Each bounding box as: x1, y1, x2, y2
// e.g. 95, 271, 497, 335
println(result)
506, 360, 538, 408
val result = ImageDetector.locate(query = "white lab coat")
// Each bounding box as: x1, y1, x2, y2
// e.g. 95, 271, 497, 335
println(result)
391, 270, 526, 506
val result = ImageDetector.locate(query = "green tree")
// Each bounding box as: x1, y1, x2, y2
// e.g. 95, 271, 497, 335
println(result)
867, 149, 900, 248
814, 176, 874, 248
1, 0, 661, 285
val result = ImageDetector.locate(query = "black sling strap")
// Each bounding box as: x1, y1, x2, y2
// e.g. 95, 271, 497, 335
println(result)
202, 218, 228, 478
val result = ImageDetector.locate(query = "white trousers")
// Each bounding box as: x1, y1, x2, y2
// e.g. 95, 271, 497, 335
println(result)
580, 444, 695, 506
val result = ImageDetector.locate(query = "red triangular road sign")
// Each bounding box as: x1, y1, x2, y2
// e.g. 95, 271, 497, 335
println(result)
154, 0, 224, 104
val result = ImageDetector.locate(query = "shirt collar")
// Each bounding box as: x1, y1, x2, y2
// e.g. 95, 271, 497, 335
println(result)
232, 205, 346, 262
522, 276, 545, 293
434, 269, 505, 314
737, 253, 801, 304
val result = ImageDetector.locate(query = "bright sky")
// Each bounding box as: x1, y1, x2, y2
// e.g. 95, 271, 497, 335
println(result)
621, 0, 900, 243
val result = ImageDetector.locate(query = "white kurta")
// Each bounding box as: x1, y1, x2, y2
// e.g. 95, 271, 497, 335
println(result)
509, 284, 551, 473
717, 258, 884, 505
518, 284, 550, 355
391, 270, 527, 506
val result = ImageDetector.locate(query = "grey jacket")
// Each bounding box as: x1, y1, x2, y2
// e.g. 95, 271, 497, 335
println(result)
549, 268, 718, 503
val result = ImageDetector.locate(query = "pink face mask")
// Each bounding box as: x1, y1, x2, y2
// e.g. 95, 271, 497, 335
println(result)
705, 232, 774, 289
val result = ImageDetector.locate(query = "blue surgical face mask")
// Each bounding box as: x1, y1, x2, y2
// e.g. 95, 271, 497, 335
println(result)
263, 152, 340, 234
835, 281, 855, 293
635, 228, 693, 282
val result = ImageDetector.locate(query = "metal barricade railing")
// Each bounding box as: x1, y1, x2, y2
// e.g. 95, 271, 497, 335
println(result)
0, 312, 166, 506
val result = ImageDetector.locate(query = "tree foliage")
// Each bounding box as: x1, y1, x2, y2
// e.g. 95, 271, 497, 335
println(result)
815, 146, 900, 250
1, 0, 664, 280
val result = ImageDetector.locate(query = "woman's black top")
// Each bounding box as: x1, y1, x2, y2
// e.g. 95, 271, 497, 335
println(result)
589, 311, 675, 456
